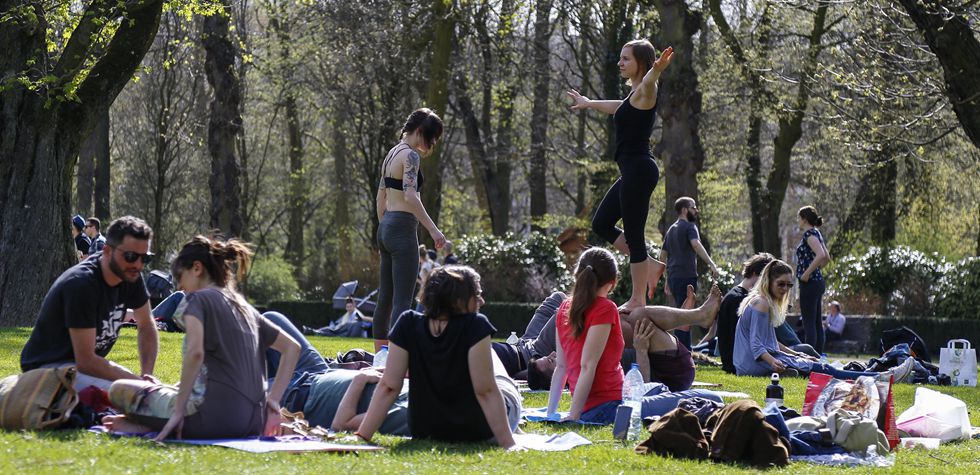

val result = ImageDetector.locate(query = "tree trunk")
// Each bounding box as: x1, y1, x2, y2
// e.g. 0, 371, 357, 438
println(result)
332, 113, 354, 280
76, 117, 98, 216
0, 1, 164, 325
745, 97, 765, 252
284, 94, 305, 276
651, 0, 705, 240
528, 0, 554, 231
896, 0, 980, 149
91, 111, 111, 221
203, 0, 245, 238
420, 0, 456, 233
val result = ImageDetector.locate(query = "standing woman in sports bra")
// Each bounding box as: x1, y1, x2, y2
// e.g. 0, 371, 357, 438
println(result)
566, 41, 674, 313
374, 108, 447, 352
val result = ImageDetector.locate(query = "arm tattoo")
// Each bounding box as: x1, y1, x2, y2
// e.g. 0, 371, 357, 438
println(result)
403, 150, 421, 191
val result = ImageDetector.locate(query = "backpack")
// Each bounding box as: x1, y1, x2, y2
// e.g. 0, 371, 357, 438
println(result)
879, 326, 931, 363
0, 367, 79, 430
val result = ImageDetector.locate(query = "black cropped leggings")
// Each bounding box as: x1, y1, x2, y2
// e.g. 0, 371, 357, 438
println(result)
592, 155, 659, 263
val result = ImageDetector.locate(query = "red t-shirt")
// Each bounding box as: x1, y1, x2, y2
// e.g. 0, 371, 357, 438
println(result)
556, 296, 625, 412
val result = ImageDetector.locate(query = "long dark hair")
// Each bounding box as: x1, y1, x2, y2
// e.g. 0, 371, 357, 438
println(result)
623, 39, 656, 83
568, 248, 618, 338
798, 206, 824, 227
421, 265, 480, 319
402, 108, 444, 151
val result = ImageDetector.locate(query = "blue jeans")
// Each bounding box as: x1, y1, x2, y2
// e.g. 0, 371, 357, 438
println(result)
580, 400, 622, 425
668, 277, 699, 350
804, 362, 878, 380
639, 385, 723, 418
263, 311, 329, 386
798, 278, 826, 354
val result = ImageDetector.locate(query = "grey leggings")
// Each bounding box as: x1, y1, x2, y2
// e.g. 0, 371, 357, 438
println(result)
375, 211, 419, 340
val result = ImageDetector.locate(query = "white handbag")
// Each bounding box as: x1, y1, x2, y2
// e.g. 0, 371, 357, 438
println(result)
939, 339, 977, 387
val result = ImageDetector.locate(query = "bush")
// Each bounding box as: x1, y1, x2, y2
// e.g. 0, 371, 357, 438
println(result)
933, 257, 980, 320
245, 254, 302, 305
829, 245, 949, 316
456, 232, 572, 302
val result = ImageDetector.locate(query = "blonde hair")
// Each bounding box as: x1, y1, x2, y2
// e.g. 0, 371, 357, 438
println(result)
738, 260, 793, 327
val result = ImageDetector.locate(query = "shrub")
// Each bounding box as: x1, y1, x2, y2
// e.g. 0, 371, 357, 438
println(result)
829, 245, 949, 316
244, 254, 302, 305
933, 257, 980, 320
456, 232, 572, 302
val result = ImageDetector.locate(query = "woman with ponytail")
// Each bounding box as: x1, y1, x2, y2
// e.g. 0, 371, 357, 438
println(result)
103, 236, 301, 440
374, 108, 447, 352
796, 206, 831, 354
546, 248, 625, 424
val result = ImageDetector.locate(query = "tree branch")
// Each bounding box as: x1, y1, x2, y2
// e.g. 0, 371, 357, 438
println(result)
52, 0, 114, 85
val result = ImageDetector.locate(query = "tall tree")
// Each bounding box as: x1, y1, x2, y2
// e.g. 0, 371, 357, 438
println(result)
76, 113, 109, 218
420, 0, 457, 232
529, 0, 555, 230
203, 0, 245, 238
708, 0, 832, 256
454, 0, 520, 236
0, 0, 164, 325
896, 0, 980, 149
650, 0, 707, 239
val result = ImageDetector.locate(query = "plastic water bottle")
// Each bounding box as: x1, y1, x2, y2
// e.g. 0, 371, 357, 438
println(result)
506, 331, 519, 345
374, 345, 388, 368
623, 363, 644, 441
765, 373, 784, 408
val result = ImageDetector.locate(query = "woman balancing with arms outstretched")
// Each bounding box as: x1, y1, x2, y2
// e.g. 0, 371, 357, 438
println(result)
567, 41, 674, 314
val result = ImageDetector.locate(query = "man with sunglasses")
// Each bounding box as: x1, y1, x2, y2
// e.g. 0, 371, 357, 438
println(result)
21, 216, 159, 391
84, 217, 107, 256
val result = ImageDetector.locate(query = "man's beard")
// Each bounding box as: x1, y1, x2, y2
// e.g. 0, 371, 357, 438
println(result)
108, 253, 136, 282
687, 210, 698, 223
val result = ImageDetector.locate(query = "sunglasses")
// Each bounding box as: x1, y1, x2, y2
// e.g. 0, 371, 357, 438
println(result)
115, 249, 154, 264
775, 281, 795, 289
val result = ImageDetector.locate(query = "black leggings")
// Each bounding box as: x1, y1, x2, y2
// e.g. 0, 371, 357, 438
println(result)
375, 211, 419, 340
799, 278, 826, 354
592, 155, 659, 263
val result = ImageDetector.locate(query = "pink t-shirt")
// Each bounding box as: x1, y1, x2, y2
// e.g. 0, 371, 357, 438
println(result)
556, 296, 624, 412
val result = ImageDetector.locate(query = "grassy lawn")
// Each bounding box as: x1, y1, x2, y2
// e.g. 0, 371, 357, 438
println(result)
1, 327, 977, 474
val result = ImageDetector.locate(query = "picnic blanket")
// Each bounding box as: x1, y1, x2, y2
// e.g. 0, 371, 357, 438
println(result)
514, 432, 592, 451
90, 426, 382, 453
521, 408, 605, 425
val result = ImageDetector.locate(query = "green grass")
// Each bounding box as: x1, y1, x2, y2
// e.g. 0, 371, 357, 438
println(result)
1, 327, 978, 474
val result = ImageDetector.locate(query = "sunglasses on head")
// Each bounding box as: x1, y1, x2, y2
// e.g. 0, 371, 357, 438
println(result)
776, 281, 794, 289
115, 249, 154, 264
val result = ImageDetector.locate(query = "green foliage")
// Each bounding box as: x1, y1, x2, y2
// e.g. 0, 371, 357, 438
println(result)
829, 245, 950, 316
244, 254, 301, 305
933, 257, 980, 321
456, 232, 571, 302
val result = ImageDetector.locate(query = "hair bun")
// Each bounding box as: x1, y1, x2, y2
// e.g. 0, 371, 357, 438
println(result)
816, 216, 824, 226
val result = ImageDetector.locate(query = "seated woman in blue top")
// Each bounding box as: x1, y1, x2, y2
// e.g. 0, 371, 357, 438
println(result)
733, 260, 914, 382
355, 266, 518, 450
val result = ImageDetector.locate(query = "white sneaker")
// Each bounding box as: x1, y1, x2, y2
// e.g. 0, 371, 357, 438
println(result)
886, 357, 915, 384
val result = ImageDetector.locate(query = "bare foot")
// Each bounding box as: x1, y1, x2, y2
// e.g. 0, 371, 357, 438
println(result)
696, 284, 722, 328
618, 299, 646, 315
682, 284, 696, 309
647, 259, 665, 299
102, 415, 152, 434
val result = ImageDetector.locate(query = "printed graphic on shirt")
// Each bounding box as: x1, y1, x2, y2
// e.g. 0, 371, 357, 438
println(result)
95, 303, 128, 354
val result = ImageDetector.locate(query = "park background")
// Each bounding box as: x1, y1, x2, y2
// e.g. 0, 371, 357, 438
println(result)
1, 0, 979, 339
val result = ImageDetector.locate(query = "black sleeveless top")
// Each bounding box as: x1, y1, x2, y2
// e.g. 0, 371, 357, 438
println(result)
613, 90, 657, 160
381, 143, 424, 192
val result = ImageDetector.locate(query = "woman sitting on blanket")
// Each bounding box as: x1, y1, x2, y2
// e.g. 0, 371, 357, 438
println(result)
103, 236, 301, 441
355, 265, 518, 449
733, 259, 914, 382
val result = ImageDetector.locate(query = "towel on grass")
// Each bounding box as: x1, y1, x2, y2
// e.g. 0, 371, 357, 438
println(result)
90, 426, 382, 453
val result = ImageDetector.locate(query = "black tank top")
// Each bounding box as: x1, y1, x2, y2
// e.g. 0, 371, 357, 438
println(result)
381, 143, 424, 192
613, 90, 657, 160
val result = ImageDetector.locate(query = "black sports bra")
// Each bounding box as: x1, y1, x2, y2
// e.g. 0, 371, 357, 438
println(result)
381, 143, 424, 192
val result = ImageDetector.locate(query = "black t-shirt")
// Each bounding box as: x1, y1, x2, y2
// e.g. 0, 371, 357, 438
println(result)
491, 342, 526, 377
717, 285, 749, 374
20, 254, 149, 371
389, 310, 497, 442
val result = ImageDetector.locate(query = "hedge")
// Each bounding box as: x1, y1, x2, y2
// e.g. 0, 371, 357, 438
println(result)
267, 301, 335, 329
480, 301, 542, 338
869, 316, 980, 357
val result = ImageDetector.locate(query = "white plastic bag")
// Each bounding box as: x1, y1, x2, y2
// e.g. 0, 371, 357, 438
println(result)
939, 339, 977, 387
896, 387, 971, 442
